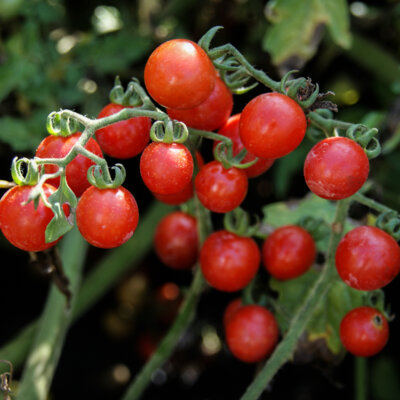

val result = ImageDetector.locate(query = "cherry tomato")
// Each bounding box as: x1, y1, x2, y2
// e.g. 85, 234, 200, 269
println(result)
223, 298, 243, 327
96, 103, 151, 159
304, 136, 369, 200
0, 184, 65, 252
76, 186, 139, 248
167, 76, 233, 131
335, 226, 400, 291
239, 92, 307, 159
340, 306, 389, 357
144, 39, 216, 109
35, 132, 104, 197
154, 211, 198, 269
140, 142, 194, 195
262, 225, 316, 280
195, 160, 248, 213
215, 114, 274, 178
200, 230, 260, 292
225, 305, 279, 363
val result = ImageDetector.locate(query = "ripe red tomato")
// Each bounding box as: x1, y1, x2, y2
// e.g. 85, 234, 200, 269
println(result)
167, 76, 233, 131
154, 211, 198, 269
335, 226, 400, 290
225, 305, 279, 363
200, 230, 260, 292
304, 136, 369, 200
144, 39, 216, 109
140, 142, 194, 195
239, 93, 307, 159
35, 132, 104, 197
195, 160, 248, 213
340, 306, 389, 357
223, 298, 243, 327
262, 225, 316, 280
0, 184, 65, 251
96, 103, 151, 159
76, 186, 139, 248
215, 114, 274, 178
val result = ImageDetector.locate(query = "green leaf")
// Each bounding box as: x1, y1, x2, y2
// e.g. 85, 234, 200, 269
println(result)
45, 178, 77, 243
270, 270, 366, 354
263, 0, 351, 66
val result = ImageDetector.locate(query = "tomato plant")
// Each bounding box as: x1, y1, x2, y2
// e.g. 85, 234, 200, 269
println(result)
140, 142, 194, 195
154, 211, 198, 269
239, 92, 307, 159
262, 225, 316, 281
76, 186, 139, 248
144, 39, 216, 109
303, 136, 370, 200
195, 160, 248, 213
200, 230, 260, 292
335, 225, 400, 291
35, 132, 104, 197
339, 306, 389, 357
225, 304, 279, 363
96, 103, 151, 159
0, 184, 66, 251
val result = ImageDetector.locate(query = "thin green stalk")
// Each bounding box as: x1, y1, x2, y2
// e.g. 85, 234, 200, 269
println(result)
121, 196, 211, 400
353, 192, 392, 214
0, 201, 173, 373
240, 198, 351, 400
355, 356, 367, 400
16, 226, 87, 400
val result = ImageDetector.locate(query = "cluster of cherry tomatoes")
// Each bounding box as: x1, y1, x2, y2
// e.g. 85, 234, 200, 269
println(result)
0, 36, 399, 365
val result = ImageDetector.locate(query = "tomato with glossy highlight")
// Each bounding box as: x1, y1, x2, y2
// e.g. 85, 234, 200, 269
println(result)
304, 136, 369, 200
335, 226, 400, 291
96, 103, 151, 159
340, 306, 389, 357
144, 39, 216, 109
239, 92, 307, 159
76, 186, 139, 248
225, 305, 279, 363
200, 230, 260, 292
35, 132, 104, 197
0, 184, 65, 252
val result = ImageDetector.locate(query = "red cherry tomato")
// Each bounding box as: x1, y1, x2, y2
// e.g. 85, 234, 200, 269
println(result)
225, 305, 279, 363
76, 186, 139, 248
304, 136, 369, 200
335, 226, 400, 291
262, 225, 316, 280
239, 92, 307, 159
215, 114, 274, 178
340, 306, 389, 357
154, 211, 198, 269
195, 161, 248, 213
140, 142, 194, 195
96, 103, 151, 159
35, 132, 104, 197
223, 298, 243, 327
167, 76, 233, 131
200, 230, 260, 292
0, 184, 65, 251
144, 39, 216, 109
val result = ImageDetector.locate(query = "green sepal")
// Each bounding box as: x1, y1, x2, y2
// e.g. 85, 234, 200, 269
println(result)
198, 25, 223, 53
46, 111, 80, 137
11, 157, 39, 186
45, 177, 77, 243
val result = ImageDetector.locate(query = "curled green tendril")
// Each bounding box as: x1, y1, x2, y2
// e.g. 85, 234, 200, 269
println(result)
11, 157, 39, 186
346, 124, 381, 159
87, 163, 126, 189
109, 76, 142, 107
376, 210, 400, 241
46, 111, 80, 137
150, 119, 189, 144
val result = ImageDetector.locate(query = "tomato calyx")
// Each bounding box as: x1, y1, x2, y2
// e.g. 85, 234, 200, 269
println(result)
213, 140, 258, 170
109, 76, 143, 107
223, 207, 260, 238
150, 119, 189, 144
346, 124, 381, 159
87, 163, 126, 189
11, 157, 40, 186
376, 210, 400, 241
46, 110, 80, 137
